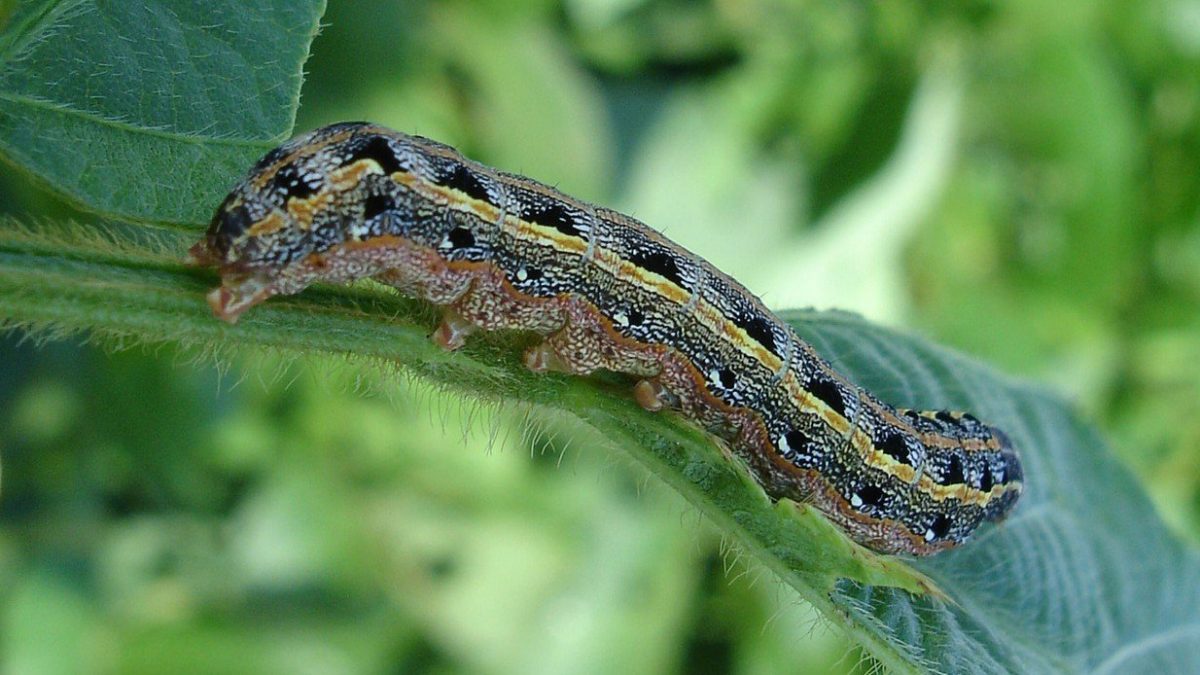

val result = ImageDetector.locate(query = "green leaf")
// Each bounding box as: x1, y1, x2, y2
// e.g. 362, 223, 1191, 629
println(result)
0, 0, 326, 226
1, 221, 1196, 673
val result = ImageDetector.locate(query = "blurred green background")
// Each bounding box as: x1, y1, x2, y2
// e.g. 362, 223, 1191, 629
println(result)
2, 1, 1199, 672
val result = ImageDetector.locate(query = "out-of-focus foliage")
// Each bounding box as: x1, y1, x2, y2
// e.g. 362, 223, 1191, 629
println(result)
2, 0, 1199, 673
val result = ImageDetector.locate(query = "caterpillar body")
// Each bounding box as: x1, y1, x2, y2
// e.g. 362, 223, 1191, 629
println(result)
189, 122, 1023, 556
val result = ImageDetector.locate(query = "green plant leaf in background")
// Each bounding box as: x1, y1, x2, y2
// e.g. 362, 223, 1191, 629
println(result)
0, 0, 325, 226
2, 2, 1199, 674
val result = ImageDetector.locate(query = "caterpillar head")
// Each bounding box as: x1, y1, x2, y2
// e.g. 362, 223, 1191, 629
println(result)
188, 122, 395, 322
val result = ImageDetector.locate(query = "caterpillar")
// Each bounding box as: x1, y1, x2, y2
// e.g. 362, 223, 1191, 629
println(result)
188, 122, 1023, 556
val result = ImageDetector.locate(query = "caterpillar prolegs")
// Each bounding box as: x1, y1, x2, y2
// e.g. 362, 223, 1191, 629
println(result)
188, 122, 1023, 556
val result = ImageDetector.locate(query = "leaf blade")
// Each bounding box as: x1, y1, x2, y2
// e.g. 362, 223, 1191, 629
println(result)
2, 222, 1196, 673
0, 0, 326, 225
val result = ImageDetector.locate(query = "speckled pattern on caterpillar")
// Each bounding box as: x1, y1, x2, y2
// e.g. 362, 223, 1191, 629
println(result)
188, 122, 1023, 556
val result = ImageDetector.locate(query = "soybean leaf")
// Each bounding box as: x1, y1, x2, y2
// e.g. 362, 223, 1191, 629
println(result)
0, 0, 326, 226
1, 222, 1197, 674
